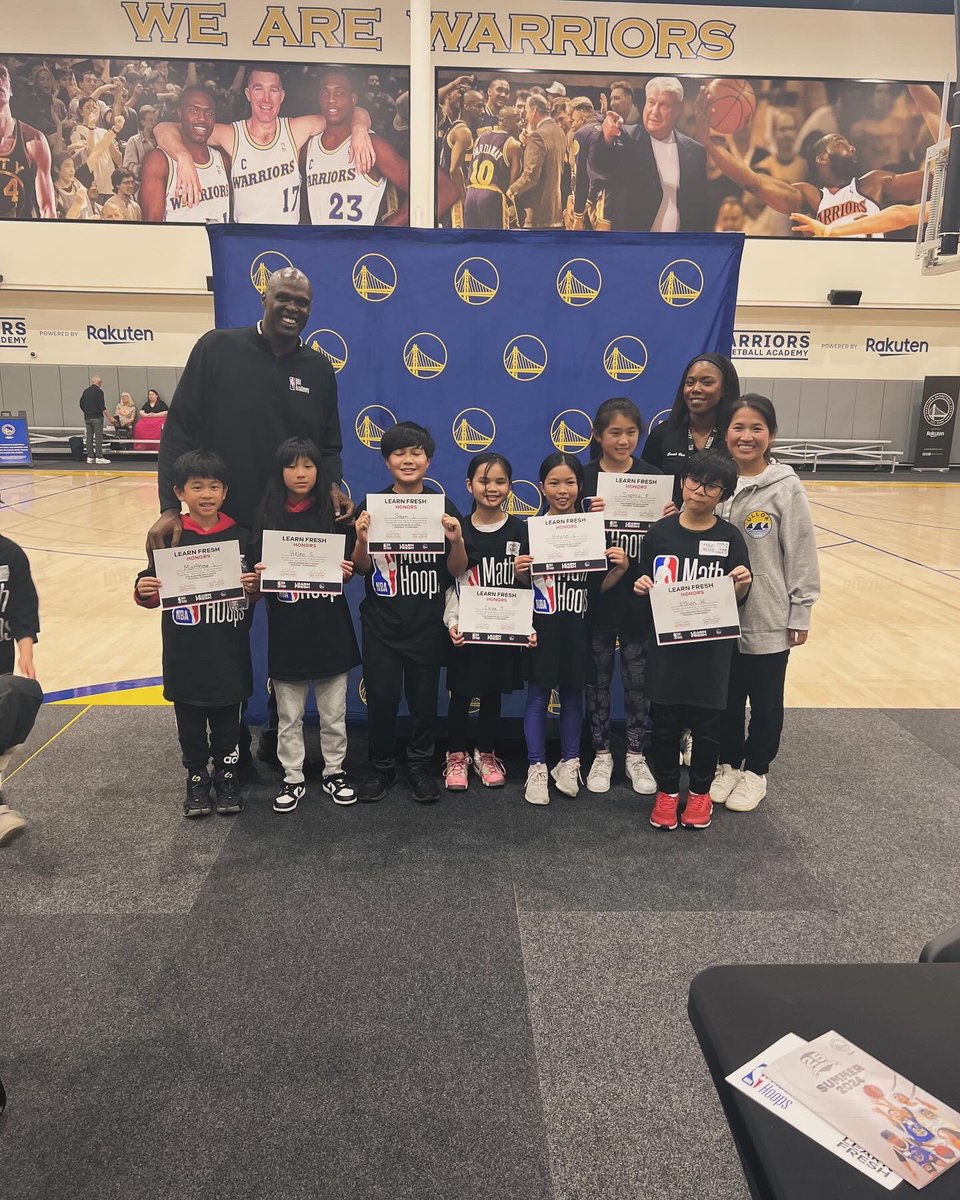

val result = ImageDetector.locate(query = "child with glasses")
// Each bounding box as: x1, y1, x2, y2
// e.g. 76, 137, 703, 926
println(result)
633, 450, 752, 831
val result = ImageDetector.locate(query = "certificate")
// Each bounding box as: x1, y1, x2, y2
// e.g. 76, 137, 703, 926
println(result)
458, 586, 534, 645
527, 512, 607, 574
649, 574, 741, 645
366, 492, 445, 554
154, 541, 244, 611
259, 529, 345, 595
594, 472, 673, 532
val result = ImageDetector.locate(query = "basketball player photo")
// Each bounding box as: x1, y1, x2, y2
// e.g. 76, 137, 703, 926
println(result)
0, 60, 56, 219
139, 86, 230, 223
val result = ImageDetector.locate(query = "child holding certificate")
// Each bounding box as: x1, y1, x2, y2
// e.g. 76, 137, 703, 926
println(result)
135, 451, 259, 819
445, 453, 533, 791
711, 396, 820, 813
352, 422, 468, 805
633, 450, 752, 831
581, 397, 673, 798
522, 453, 628, 807
253, 438, 360, 814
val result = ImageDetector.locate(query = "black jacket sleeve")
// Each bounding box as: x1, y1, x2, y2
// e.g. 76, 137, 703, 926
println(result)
158, 336, 207, 513
5, 546, 40, 641
640, 423, 666, 470
317, 369, 344, 486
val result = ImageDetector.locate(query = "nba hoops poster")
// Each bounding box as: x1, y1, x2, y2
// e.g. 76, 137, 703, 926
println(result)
208, 223, 742, 718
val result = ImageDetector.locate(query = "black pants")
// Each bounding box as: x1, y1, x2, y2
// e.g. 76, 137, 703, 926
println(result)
447, 692, 502, 754
718, 647, 789, 776
650, 702, 722, 795
363, 630, 439, 770
174, 701, 241, 773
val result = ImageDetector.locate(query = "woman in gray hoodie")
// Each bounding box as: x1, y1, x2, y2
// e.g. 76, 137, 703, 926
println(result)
712, 395, 821, 812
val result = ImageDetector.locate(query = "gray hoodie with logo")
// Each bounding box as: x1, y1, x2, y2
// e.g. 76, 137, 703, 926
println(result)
718, 461, 820, 654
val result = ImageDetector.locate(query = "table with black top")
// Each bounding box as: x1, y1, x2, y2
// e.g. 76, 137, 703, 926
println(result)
688, 964, 960, 1199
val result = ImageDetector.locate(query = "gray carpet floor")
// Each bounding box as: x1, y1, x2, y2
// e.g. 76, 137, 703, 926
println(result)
1, 705, 957, 1199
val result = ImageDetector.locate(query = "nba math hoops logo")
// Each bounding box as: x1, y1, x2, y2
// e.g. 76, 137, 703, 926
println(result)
249, 251, 293, 295
355, 404, 396, 449
603, 336, 648, 381
454, 257, 499, 305
304, 329, 348, 373
403, 333, 447, 379
504, 480, 542, 517
557, 258, 601, 306
550, 409, 592, 454
353, 253, 397, 302
924, 392, 955, 427
658, 259, 704, 307
452, 408, 495, 451
653, 555, 679, 583
504, 335, 547, 381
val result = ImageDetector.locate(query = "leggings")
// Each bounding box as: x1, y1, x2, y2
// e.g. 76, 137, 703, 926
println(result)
524, 685, 582, 764
585, 629, 650, 754
447, 692, 502, 753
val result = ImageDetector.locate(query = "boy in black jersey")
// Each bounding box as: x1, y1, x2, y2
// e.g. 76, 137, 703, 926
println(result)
634, 450, 752, 832
135, 452, 259, 818
352, 422, 467, 804
0, 534, 40, 846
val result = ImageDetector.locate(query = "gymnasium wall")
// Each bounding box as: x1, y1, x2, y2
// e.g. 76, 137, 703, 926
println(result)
3, 0, 959, 456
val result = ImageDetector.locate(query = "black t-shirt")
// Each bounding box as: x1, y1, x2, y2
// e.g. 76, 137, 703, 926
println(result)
581, 457, 664, 638
640, 422, 723, 507
0, 535, 40, 676
637, 514, 750, 710
528, 569, 604, 690
356, 487, 464, 665
258, 509, 360, 683
135, 519, 254, 707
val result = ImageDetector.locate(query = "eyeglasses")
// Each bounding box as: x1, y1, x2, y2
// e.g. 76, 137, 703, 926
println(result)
683, 478, 724, 498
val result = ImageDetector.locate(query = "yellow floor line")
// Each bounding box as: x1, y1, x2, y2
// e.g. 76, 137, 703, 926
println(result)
6, 703, 92, 782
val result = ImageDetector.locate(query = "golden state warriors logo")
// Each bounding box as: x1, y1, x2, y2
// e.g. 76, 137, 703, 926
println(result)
924, 392, 955, 427
403, 332, 447, 379
504, 480, 542, 517
454, 257, 499, 305
352, 253, 397, 302
557, 258, 601, 306
358, 677, 367, 705
603, 336, 648, 381
249, 251, 293, 296
424, 477, 445, 494
649, 408, 671, 431
744, 510, 773, 539
338, 478, 352, 500
452, 408, 495, 451
304, 329, 348, 373
548, 689, 560, 714
355, 404, 396, 449
550, 409, 592, 454
504, 335, 547, 381
658, 259, 703, 307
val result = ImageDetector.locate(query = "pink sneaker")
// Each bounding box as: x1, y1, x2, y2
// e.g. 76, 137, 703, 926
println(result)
443, 751, 469, 791
473, 750, 506, 788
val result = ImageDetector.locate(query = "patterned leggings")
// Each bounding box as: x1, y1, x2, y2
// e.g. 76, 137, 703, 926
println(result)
586, 630, 649, 754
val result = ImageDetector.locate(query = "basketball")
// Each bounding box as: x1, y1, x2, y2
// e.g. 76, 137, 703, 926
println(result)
705, 78, 757, 134
863, 1084, 885, 1099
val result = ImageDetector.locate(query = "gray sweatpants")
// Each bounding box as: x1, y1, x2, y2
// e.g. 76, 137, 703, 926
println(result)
84, 418, 104, 460
274, 674, 349, 784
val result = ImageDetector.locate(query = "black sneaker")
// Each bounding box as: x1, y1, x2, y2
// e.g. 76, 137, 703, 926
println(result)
322, 771, 357, 806
273, 781, 306, 813
358, 767, 397, 803
184, 771, 212, 818
212, 769, 243, 814
256, 732, 280, 770
407, 765, 439, 804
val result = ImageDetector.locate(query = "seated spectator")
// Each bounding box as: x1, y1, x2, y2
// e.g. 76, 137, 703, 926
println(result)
715, 196, 746, 232
122, 104, 157, 179
141, 389, 168, 415
53, 152, 95, 220
113, 392, 137, 433
101, 169, 142, 221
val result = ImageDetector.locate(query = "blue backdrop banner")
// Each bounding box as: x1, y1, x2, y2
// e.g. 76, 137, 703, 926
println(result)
208, 225, 743, 723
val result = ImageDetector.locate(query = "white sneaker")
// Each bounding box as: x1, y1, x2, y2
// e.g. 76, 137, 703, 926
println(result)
0, 803, 26, 845
95, 457, 110, 464
710, 764, 742, 806
679, 730, 692, 767
525, 763, 550, 806
585, 753, 613, 793
725, 770, 767, 812
624, 752, 657, 794
550, 757, 581, 797
86, 457, 94, 464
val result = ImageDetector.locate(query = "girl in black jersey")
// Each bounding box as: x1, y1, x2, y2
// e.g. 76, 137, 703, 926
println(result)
640, 353, 740, 507
253, 438, 360, 814
445, 453, 533, 791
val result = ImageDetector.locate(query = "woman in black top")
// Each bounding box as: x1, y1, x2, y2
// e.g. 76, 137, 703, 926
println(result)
640, 352, 740, 506
141, 388, 169, 415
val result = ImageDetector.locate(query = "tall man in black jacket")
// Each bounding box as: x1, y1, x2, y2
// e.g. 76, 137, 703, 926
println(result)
147, 266, 353, 763
79, 374, 109, 464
